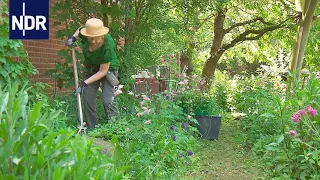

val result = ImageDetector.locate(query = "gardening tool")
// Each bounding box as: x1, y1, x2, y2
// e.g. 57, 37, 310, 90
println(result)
71, 48, 86, 134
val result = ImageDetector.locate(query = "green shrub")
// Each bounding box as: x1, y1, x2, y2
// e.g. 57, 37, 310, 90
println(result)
0, 83, 125, 179
234, 72, 320, 179
90, 93, 197, 179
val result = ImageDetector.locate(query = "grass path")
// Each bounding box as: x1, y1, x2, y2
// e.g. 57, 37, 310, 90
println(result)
181, 115, 264, 180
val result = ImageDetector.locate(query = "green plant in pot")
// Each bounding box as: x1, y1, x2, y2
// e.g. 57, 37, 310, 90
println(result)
172, 74, 222, 140
190, 93, 222, 140
192, 93, 221, 116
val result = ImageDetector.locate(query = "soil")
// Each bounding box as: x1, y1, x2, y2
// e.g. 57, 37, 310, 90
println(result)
92, 137, 113, 156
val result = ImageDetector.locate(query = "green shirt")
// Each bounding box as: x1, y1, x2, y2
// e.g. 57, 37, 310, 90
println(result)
79, 30, 120, 74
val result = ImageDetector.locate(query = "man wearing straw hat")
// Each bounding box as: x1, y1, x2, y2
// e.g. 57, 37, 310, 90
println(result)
66, 18, 120, 130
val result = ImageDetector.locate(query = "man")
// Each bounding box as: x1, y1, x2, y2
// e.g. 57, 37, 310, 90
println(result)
66, 18, 120, 129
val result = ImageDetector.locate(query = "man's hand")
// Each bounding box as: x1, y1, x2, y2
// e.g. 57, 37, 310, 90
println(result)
74, 81, 88, 95
66, 35, 77, 47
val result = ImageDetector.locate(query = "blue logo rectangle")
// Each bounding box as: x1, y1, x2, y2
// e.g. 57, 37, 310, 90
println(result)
9, 0, 49, 39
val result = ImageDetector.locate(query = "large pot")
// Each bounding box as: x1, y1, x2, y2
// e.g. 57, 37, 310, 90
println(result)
195, 115, 222, 140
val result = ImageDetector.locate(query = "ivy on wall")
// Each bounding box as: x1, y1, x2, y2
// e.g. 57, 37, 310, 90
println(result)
0, 0, 38, 87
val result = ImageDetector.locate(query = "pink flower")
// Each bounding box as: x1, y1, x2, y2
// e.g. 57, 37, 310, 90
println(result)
289, 130, 297, 137
114, 89, 122, 96
183, 79, 188, 85
145, 120, 151, 124
144, 108, 150, 114
182, 73, 187, 78
160, 58, 164, 63
306, 105, 317, 117
297, 109, 306, 116
192, 74, 197, 79
291, 113, 301, 123
199, 79, 206, 86
175, 73, 180, 78
142, 107, 151, 114
142, 95, 151, 101
137, 112, 143, 117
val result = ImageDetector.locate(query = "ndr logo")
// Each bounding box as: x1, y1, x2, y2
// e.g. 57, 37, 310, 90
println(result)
9, 0, 49, 40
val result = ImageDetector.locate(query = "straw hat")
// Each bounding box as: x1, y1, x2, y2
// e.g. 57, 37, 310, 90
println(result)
80, 18, 109, 37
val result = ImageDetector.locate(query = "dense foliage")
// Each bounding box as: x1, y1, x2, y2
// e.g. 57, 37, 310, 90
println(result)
0, 83, 126, 179
2, 0, 320, 179
0, 1, 38, 86
221, 66, 320, 179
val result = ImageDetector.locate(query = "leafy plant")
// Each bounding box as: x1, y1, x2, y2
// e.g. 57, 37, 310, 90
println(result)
233, 70, 320, 179
89, 92, 197, 178
0, 0, 38, 87
0, 82, 126, 179
172, 73, 221, 116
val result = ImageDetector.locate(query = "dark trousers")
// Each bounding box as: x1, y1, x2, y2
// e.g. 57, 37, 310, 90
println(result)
83, 71, 119, 129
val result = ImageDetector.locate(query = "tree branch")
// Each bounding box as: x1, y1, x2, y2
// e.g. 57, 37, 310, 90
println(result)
225, 17, 273, 33
194, 13, 215, 31
313, 15, 320, 24
222, 24, 285, 51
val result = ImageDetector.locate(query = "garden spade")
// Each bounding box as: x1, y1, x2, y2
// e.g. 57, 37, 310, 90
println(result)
71, 48, 86, 134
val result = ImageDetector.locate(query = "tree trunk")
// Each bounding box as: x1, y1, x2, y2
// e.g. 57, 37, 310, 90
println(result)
201, 52, 224, 89
201, 10, 226, 90
179, 40, 196, 75
289, 0, 319, 79
179, 52, 193, 75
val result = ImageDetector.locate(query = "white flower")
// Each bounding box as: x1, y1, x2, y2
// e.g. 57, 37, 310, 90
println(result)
118, 84, 124, 89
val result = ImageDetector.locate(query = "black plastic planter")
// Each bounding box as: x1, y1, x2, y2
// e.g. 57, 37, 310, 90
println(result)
195, 115, 222, 140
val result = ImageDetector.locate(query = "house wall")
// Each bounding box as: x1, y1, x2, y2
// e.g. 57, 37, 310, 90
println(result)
22, 0, 67, 93
22, 0, 103, 94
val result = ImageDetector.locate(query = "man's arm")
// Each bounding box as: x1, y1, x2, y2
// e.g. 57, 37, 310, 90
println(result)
84, 62, 110, 85
73, 27, 82, 39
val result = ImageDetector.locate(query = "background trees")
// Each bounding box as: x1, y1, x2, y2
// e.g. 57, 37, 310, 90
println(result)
47, 0, 319, 90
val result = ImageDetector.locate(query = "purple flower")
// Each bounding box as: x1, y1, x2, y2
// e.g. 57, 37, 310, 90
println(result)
165, 94, 170, 100
186, 151, 193, 156
172, 135, 176, 141
170, 125, 174, 130
181, 123, 186, 129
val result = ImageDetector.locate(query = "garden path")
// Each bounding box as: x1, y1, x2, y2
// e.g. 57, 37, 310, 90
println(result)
182, 115, 264, 180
